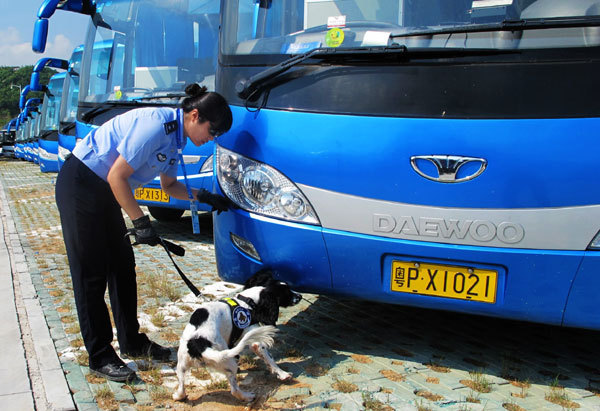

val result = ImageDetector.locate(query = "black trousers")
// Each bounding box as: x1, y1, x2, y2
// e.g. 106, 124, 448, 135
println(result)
55, 156, 147, 368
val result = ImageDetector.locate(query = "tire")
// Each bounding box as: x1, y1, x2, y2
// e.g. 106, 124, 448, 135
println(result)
148, 207, 185, 221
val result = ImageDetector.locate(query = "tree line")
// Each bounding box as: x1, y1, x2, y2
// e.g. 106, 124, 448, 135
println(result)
0, 66, 57, 127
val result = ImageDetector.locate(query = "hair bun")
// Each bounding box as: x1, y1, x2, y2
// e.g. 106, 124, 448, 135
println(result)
185, 83, 208, 97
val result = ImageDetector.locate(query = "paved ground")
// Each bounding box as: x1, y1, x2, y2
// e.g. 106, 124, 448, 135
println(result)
2, 157, 600, 410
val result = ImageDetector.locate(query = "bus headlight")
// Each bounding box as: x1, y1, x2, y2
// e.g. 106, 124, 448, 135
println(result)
200, 154, 213, 173
216, 145, 320, 225
589, 231, 600, 250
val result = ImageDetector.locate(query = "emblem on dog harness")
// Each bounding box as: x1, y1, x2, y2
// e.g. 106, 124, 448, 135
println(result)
221, 297, 254, 347
232, 306, 251, 329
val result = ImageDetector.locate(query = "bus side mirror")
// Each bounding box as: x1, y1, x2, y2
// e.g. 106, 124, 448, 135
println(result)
32, 19, 49, 53
30, 72, 41, 91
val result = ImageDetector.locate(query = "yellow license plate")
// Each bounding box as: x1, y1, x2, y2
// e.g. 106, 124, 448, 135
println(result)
391, 260, 497, 303
134, 188, 170, 203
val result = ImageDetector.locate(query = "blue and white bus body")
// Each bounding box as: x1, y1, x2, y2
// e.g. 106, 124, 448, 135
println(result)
37, 72, 66, 172
214, 0, 600, 330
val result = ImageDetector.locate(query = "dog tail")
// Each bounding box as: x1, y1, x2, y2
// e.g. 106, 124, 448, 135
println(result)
202, 325, 277, 363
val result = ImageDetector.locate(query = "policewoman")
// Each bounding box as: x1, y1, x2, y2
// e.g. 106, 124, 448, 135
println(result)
55, 84, 232, 382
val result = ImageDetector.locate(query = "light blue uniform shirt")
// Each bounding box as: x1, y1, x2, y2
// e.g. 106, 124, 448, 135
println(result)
73, 107, 185, 188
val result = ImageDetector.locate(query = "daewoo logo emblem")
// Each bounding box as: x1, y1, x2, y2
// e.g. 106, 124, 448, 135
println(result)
410, 155, 487, 183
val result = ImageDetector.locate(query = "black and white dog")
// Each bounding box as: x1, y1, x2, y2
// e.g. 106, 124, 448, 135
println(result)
173, 270, 302, 402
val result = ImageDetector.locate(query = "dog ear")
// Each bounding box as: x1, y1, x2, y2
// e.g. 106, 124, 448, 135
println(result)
243, 268, 274, 289
252, 290, 280, 325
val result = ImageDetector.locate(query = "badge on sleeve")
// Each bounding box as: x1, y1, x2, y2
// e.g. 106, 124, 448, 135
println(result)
164, 120, 178, 135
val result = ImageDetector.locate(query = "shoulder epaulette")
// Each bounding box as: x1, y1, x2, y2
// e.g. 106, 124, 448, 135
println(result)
163, 119, 178, 135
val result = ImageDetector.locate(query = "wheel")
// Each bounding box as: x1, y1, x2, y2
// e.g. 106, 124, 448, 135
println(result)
148, 207, 185, 221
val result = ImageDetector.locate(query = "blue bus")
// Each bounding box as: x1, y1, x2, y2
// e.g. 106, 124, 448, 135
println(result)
14, 115, 25, 159
23, 100, 41, 163
37, 72, 66, 172
1, 119, 16, 158
213, 0, 600, 330
33, 0, 223, 221
58, 45, 83, 170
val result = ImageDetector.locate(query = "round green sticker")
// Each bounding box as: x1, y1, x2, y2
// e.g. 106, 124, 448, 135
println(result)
325, 28, 344, 48
115, 90, 123, 100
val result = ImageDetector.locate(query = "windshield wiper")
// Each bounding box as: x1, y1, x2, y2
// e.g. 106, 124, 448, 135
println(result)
131, 92, 186, 101
236, 45, 410, 99
390, 16, 600, 39
235, 44, 515, 99
81, 101, 142, 122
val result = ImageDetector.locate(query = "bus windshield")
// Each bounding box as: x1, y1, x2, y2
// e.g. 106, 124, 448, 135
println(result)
40, 75, 64, 132
81, 0, 220, 104
222, 0, 600, 56
60, 47, 83, 125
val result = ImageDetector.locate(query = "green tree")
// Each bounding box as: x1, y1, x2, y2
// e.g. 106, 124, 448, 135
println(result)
0, 66, 57, 127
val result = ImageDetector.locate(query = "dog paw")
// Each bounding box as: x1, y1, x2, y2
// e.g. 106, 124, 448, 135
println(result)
277, 371, 293, 381
172, 391, 187, 401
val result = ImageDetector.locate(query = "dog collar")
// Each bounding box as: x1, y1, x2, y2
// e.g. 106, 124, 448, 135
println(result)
220, 297, 253, 348
236, 294, 257, 310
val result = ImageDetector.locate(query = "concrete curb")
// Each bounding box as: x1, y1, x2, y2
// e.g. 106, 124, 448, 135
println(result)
0, 176, 75, 411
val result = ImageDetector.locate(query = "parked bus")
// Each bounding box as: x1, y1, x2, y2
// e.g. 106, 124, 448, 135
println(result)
37, 72, 66, 172
33, 0, 223, 222
213, 0, 600, 330
1, 119, 16, 158
58, 45, 83, 170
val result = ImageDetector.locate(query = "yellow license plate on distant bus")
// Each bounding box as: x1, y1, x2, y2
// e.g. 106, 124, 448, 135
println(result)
391, 261, 497, 303
134, 188, 170, 203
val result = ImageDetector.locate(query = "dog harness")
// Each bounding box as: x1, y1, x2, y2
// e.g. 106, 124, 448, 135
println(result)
220, 296, 257, 348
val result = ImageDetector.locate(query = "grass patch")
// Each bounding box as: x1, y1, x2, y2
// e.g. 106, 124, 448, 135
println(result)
305, 362, 329, 377
94, 384, 117, 410
415, 390, 443, 402
191, 367, 211, 380
460, 370, 492, 393
545, 385, 580, 409
380, 369, 405, 382
362, 391, 394, 411
332, 377, 358, 393
205, 378, 229, 391
145, 273, 181, 302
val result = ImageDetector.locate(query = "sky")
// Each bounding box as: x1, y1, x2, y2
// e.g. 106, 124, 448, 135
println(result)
0, 0, 90, 67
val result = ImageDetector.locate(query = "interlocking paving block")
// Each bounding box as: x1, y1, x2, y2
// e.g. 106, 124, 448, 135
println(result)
4, 160, 600, 410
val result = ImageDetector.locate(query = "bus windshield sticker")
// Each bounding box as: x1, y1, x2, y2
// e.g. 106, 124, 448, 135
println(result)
325, 28, 344, 48
362, 31, 391, 47
327, 15, 346, 28
472, 0, 513, 8
282, 41, 322, 54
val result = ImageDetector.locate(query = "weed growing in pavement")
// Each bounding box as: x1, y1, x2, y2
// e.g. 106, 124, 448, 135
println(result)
545, 379, 580, 409
139, 365, 163, 385
362, 391, 393, 411
94, 384, 117, 409
415, 398, 432, 411
332, 376, 358, 393
151, 312, 166, 328
205, 378, 230, 390
191, 366, 211, 380
70, 338, 84, 348
238, 354, 258, 371
425, 358, 450, 373
64, 324, 80, 334
503, 400, 526, 411
75, 351, 89, 366
466, 389, 481, 403
148, 385, 172, 402
144, 272, 182, 302
460, 370, 492, 393
305, 361, 329, 377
